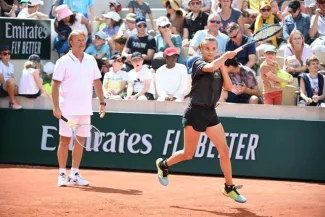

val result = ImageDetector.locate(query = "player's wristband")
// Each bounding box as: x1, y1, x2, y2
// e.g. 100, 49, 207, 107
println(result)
100, 102, 106, 106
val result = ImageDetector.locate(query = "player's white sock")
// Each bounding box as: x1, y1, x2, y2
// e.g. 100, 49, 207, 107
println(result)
71, 168, 79, 176
59, 168, 66, 175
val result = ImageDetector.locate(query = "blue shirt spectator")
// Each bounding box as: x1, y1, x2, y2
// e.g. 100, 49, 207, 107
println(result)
85, 43, 110, 59
155, 34, 185, 64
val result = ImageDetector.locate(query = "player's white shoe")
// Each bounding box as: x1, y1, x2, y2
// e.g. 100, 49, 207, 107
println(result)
57, 173, 68, 187
68, 173, 89, 186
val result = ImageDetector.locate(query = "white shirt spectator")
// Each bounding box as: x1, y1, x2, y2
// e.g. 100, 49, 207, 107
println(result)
70, 13, 89, 36
18, 68, 40, 95
103, 68, 128, 91
17, 8, 30, 18
284, 44, 313, 66
310, 15, 325, 37
128, 65, 155, 95
52, 51, 101, 115
0, 61, 14, 81
118, 23, 137, 38
156, 63, 188, 101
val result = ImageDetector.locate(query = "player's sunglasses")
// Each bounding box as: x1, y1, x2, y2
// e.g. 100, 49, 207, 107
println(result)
160, 24, 170, 28
261, 8, 271, 12
210, 20, 221, 24
137, 24, 147, 28
190, 1, 202, 6
1, 52, 11, 56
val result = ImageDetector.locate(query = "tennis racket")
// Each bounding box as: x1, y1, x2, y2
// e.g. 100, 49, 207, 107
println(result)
61, 116, 102, 150
234, 24, 282, 53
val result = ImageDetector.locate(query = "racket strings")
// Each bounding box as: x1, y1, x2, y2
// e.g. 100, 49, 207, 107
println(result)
75, 125, 102, 150
253, 26, 281, 40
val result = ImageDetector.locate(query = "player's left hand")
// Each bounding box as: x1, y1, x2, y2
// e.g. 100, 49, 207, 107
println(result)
99, 105, 106, 118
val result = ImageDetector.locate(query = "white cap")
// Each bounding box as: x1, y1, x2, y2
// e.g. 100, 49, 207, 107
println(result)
28, 0, 44, 6
156, 16, 171, 27
102, 11, 121, 22
43, 62, 55, 75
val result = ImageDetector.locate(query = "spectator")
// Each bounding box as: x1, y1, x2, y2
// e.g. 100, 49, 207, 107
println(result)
128, 0, 156, 31
122, 16, 156, 72
8, 0, 27, 17
248, 1, 280, 55
182, 0, 209, 46
282, 0, 311, 46
225, 22, 256, 69
126, 52, 155, 100
284, 30, 313, 77
0, 45, 22, 110
65, 0, 94, 27
85, 31, 111, 64
219, 58, 261, 104
42, 62, 55, 96
117, 13, 137, 38
109, 1, 122, 13
152, 16, 185, 70
299, 55, 325, 106
309, 0, 325, 51
0, 0, 18, 16
156, 47, 188, 102
103, 54, 128, 100
163, 0, 186, 36
102, 11, 121, 38
18, 54, 49, 98
113, 35, 127, 55
260, 45, 293, 105
49, 0, 64, 19
182, 0, 211, 13
218, 0, 245, 34
17, 0, 48, 19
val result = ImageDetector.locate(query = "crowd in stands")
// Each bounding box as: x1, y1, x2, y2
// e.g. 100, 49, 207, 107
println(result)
0, 0, 325, 110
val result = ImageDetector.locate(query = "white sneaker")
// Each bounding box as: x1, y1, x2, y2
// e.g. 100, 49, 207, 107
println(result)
57, 173, 68, 187
69, 173, 89, 186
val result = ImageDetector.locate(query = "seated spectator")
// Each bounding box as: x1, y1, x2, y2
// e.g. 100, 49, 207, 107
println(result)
248, 1, 280, 55
225, 22, 257, 69
85, 31, 110, 64
309, 0, 325, 51
117, 13, 137, 38
282, 0, 311, 47
298, 55, 325, 106
155, 47, 188, 102
42, 61, 55, 96
1, 0, 18, 16
128, 0, 156, 31
103, 54, 128, 100
284, 30, 313, 77
49, 0, 64, 19
260, 45, 293, 105
182, 0, 209, 47
65, 0, 94, 24
163, 0, 186, 36
113, 35, 127, 55
152, 16, 184, 70
126, 52, 155, 100
17, 0, 48, 19
218, 0, 245, 34
8, 0, 27, 17
102, 11, 121, 38
55, 5, 91, 44
122, 16, 156, 72
18, 54, 48, 98
109, 1, 122, 14
0, 45, 22, 110
182, 0, 211, 13
219, 58, 261, 104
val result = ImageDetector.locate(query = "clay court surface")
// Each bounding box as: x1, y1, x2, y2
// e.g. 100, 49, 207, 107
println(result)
0, 165, 324, 217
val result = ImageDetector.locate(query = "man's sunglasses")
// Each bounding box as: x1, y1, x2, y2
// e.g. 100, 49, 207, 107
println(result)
1, 52, 11, 56
160, 24, 170, 29
137, 24, 147, 28
230, 31, 239, 39
210, 20, 221, 24
261, 8, 271, 12
190, 1, 202, 6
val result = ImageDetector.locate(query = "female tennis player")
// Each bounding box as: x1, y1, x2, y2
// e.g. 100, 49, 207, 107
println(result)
156, 36, 247, 203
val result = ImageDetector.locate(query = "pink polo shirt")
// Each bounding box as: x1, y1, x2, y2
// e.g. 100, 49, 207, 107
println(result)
53, 51, 101, 115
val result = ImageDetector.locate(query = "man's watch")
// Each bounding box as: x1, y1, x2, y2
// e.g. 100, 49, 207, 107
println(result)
100, 102, 106, 106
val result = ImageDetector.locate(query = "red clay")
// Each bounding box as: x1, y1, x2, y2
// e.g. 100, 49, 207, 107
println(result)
0, 164, 324, 217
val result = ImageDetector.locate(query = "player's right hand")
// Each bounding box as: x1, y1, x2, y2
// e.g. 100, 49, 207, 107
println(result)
53, 107, 62, 119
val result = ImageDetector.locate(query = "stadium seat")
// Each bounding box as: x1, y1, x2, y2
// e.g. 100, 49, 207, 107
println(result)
282, 85, 299, 105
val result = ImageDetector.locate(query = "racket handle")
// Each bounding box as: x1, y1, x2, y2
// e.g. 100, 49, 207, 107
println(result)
61, 116, 68, 122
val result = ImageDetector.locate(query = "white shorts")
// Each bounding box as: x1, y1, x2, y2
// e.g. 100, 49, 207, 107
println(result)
59, 115, 91, 137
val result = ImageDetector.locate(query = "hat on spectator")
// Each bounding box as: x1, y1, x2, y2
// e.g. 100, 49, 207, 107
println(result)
126, 13, 136, 22
156, 16, 171, 27
56, 5, 73, 21
263, 45, 277, 53
163, 47, 179, 57
0, 45, 10, 52
28, 0, 44, 6
28, 54, 41, 63
95, 31, 107, 40
109, 53, 126, 64
102, 11, 121, 22
131, 52, 143, 60
136, 16, 146, 25
110, 1, 122, 13
260, 1, 271, 9
288, 0, 301, 12
161, 0, 181, 11
43, 62, 55, 75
